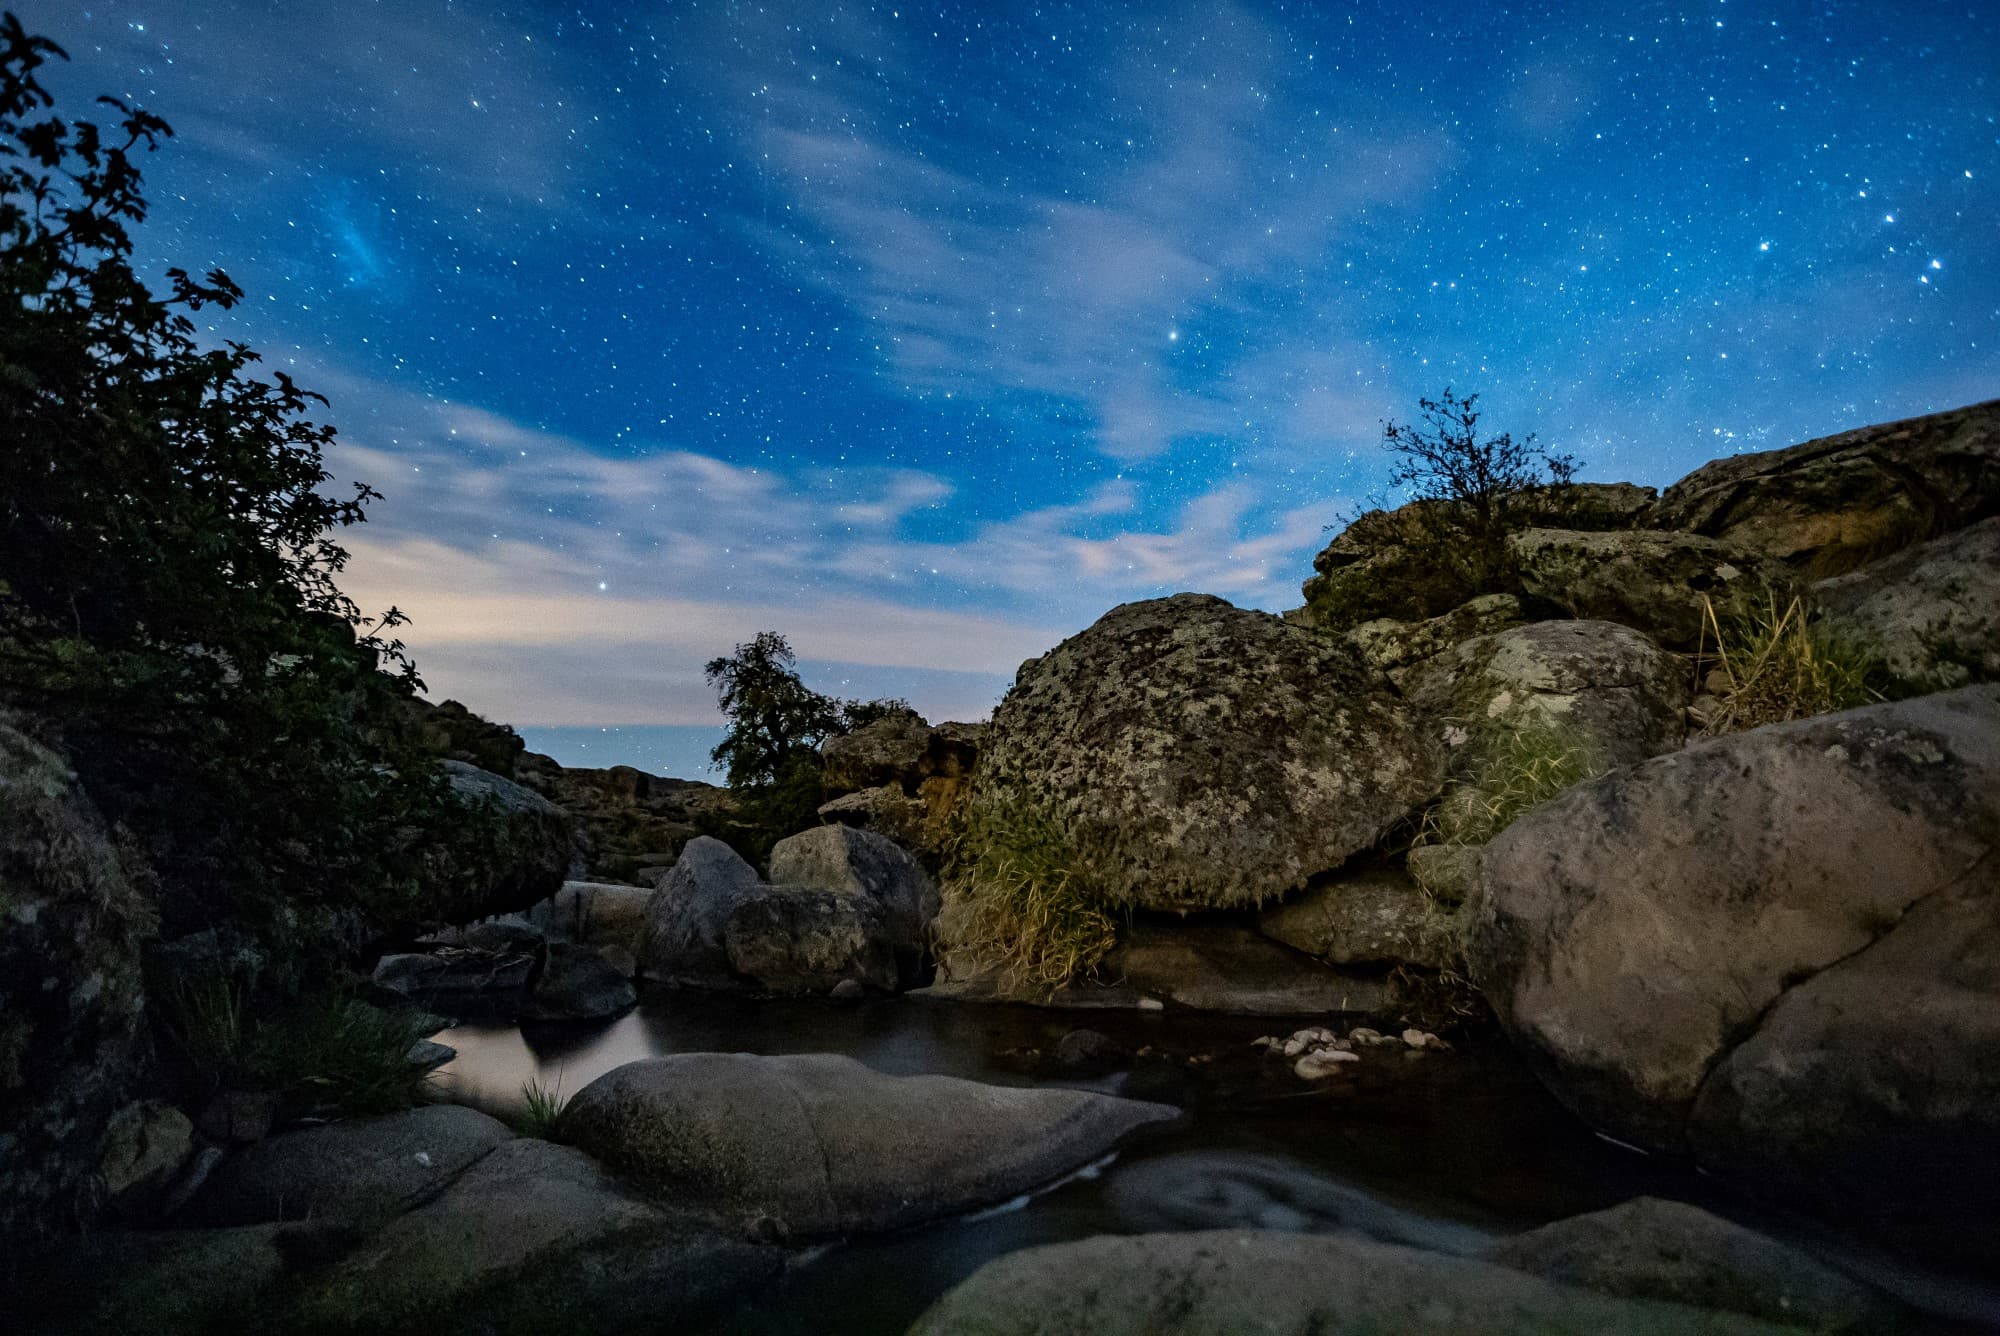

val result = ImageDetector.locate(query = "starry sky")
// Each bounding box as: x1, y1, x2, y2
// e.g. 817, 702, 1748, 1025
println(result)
35, 0, 2000, 776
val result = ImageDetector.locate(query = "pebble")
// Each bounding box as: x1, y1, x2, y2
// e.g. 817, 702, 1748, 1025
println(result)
1294, 1049, 1361, 1080
1136, 996, 1166, 1012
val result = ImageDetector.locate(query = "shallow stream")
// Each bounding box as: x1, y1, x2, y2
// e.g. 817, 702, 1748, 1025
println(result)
437, 994, 1997, 1333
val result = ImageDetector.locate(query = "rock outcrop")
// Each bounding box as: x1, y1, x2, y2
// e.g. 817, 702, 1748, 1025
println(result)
1649, 397, 2000, 571
1814, 513, 2000, 694
0, 710, 155, 1239
1471, 686, 2000, 1261
973, 594, 1438, 911
428, 761, 578, 926
562, 1052, 1178, 1239
1509, 528, 1789, 648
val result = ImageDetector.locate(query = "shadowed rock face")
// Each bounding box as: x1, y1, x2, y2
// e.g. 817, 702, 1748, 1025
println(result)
1508, 528, 1791, 648
1814, 513, 2000, 695
1470, 686, 2000, 1264
561, 1052, 1178, 1239
1649, 397, 2000, 571
909, 1230, 1795, 1335
975, 593, 1439, 912
0, 710, 154, 1240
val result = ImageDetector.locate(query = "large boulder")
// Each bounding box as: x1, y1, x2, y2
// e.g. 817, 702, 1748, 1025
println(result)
562, 1052, 1177, 1239
640, 836, 765, 987
1485, 1197, 1901, 1333
1814, 514, 2000, 694
1510, 528, 1789, 648
185, 1105, 516, 1227
283, 1136, 778, 1333
429, 761, 578, 926
0, 711, 155, 1240
819, 709, 932, 793
976, 594, 1438, 911
1346, 593, 1526, 681
1470, 687, 2000, 1260
1650, 398, 2000, 571
769, 824, 938, 985
910, 1230, 1790, 1335
519, 942, 638, 1021
525, 880, 653, 957
721, 888, 899, 995
1400, 618, 1690, 773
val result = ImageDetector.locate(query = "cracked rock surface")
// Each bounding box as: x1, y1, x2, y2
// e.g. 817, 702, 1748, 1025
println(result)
1468, 686, 2000, 1263
560, 1051, 1178, 1238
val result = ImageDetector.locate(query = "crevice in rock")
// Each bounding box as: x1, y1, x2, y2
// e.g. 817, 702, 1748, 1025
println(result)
1681, 845, 1994, 1139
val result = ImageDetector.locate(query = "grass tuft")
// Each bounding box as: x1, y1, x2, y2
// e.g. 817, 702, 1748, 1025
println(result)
937, 798, 1119, 991
1420, 720, 1609, 849
512, 1076, 570, 1140
1694, 593, 1882, 734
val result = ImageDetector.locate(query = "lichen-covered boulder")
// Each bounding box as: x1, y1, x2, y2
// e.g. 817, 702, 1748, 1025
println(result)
820, 708, 932, 793
1814, 514, 2000, 694
0, 710, 155, 1239
1399, 619, 1690, 773
1346, 593, 1526, 681
1470, 687, 2000, 1263
1510, 528, 1790, 648
1649, 397, 2000, 571
562, 1053, 1177, 1239
976, 594, 1438, 911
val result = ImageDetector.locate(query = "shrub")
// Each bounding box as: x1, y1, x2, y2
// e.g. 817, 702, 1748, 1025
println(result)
1694, 593, 1882, 734
937, 797, 1119, 991
1378, 388, 1580, 608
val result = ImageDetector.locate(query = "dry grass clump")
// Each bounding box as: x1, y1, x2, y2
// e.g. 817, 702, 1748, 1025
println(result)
937, 798, 1118, 991
1694, 593, 1881, 734
1420, 720, 1609, 849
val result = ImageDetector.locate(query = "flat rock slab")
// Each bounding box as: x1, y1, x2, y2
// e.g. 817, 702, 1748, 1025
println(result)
285, 1137, 777, 1334
562, 1052, 1178, 1239
910, 1230, 1794, 1335
183, 1104, 516, 1227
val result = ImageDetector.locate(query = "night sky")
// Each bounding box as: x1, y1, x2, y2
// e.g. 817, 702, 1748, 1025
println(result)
36, 1, 2000, 776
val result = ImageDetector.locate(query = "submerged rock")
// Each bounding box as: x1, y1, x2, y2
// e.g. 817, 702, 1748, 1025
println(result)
910, 1230, 1791, 1335
561, 1052, 1177, 1239
1471, 686, 2000, 1263
974, 593, 1437, 912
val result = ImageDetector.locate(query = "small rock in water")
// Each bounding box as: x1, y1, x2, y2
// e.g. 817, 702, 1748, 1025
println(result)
1402, 1028, 1439, 1049
405, 1039, 457, 1072
828, 978, 866, 1001
1348, 1026, 1400, 1048
1136, 996, 1166, 1012
1294, 1050, 1361, 1080
1280, 1026, 1340, 1058
1054, 1028, 1128, 1072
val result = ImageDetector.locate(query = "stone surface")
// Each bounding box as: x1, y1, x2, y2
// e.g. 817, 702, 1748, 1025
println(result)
1486, 1197, 1899, 1333
975, 594, 1438, 911
185, 1104, 516, 1227
1510, 527, 1791, 648
95, 1100, 194, 1210
431, 760, 578, 925
372, 948, 533, 1006
1256, 867, 1449, 970
511, 751, 732, 886
769, 824, 939, 985
815, 784, 929, 848
925, 917, 1393, 1016
1470, 687, 2000, 1259
640, 835, 766, 987
285, 1137, 777, 1333
1347, 593, 1526, 680
520, 941, 638, 1021
820, 708, 932, 793
525, 880, 653, 957
1400, 618, 1691, 772
562, 1052, 1178, 1239
910, 1230, 1789, 1335
0, 710, 155, 1239
722, 888, 899, 995
12, 1222, 297, 1334
1649, 397, 2000, 571
1814, 514, 2000, 694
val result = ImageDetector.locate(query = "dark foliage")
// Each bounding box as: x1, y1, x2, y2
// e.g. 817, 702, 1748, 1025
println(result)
1380, 387, 1580, 604
0, 16, 456, 978
703, 631, 909, 862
